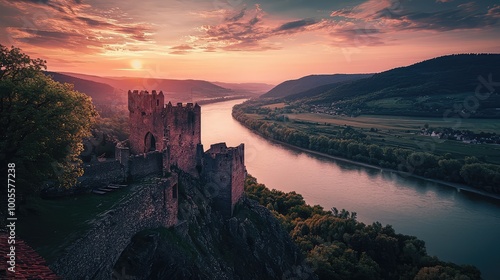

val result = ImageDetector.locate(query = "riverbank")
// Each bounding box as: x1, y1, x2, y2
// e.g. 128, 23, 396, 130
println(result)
236, 119, 500, 201
196, 95, 249, 105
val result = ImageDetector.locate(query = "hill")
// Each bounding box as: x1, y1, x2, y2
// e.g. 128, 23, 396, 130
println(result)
211, 81, 275, 96
61, 72, 233, 103
289, 54, 500, 118
45, 72, 119, 104
261, 74, 372, 99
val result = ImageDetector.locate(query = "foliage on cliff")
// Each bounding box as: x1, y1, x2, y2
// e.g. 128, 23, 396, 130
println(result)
0, 45, 97, 193
244, 175, 481, 280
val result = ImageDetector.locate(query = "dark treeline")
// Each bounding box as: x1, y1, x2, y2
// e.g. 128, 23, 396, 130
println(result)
233, 102, 500, 193
244, 175, 481, 280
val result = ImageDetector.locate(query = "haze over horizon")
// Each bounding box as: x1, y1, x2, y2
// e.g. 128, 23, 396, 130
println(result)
1, 0, 499, 84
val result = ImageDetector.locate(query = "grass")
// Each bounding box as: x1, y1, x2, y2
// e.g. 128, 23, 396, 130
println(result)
247, 113, 500, 165
17, 182, 147, 262
262, 102, 286, 109
364, 92, 474, 111
366, 97, 414, 109
287, 113, 500, 133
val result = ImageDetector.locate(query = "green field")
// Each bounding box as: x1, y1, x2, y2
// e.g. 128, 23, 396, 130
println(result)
249, 112, 500, 165
262, 102, 287, 109
287, 113, 500, 133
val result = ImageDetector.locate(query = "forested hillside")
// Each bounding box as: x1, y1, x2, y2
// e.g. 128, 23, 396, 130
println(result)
282, 54, 500, 118
261, 74, 372, 99
245, 175, 481, 280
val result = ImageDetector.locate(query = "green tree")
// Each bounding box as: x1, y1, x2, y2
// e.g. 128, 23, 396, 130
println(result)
0, 45, 97, 195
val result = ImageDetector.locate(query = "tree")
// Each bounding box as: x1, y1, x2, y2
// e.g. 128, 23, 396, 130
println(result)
0, 45, 97, 195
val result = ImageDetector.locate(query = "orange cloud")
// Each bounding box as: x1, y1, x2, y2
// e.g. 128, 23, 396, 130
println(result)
0, 0, 156, 56
189, 5, 324, 52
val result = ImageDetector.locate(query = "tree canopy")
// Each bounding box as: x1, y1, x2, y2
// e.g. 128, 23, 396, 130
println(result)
244, 175, 481, 280
0, 45, 97, 194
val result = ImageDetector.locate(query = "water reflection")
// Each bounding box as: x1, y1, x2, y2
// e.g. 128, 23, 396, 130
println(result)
201, 100, 500, 280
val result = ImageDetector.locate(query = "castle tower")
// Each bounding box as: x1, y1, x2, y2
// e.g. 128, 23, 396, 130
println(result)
165, 102, 202, 176
128, 90, 166, 155
203, 143, 245, 217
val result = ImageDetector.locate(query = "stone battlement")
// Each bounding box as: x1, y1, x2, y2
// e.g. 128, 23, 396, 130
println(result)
128, 90, 165, 115
203, 143, 245, 217
126, 89, 245, 217
166, 102, 200, 109
55, 89, 246, 278
205, 143, 244, 162
128, 89, 164, 96
128, 90, 201, 176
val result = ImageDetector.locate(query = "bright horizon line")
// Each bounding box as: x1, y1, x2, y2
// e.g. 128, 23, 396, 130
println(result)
48, 51, 498, 85
3, 0, 499, 85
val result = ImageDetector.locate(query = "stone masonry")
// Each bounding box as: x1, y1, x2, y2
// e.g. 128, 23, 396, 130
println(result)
127, 90, 246, 217
128, 90, 201, 176
203, 143, 245, 217
51, 176, 178, 279
51, 90, 246, 278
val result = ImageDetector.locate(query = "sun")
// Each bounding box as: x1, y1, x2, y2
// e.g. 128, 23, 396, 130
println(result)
130, 59, 142, 70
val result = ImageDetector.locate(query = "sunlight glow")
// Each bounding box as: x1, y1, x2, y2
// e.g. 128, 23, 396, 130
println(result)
130, 59, 143, 70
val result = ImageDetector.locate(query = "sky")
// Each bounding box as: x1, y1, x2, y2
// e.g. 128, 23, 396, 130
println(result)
1, 0, 499, 84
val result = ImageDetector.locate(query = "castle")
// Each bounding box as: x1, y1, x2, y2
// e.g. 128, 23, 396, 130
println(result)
118, 90, 246, 217
52, 90, 246, 278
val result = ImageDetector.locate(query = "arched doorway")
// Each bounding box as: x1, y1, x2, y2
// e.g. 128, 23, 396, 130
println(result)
144, 132, 156, 152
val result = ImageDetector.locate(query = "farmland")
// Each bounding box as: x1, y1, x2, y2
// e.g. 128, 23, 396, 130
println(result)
233, 98, 500, 193
287, 113, 500, 134
249, 112, 500, 165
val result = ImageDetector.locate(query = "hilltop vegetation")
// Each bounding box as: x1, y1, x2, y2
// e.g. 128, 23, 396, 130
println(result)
261, 74, 372, 99
45, 72, 119, 105
278, 54, 500, 118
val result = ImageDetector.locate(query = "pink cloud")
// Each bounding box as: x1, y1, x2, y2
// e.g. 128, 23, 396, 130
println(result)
329, 0, 499, 34
191, 5, 324, 51
488, 5, 500, 18
0, 0, 156, 55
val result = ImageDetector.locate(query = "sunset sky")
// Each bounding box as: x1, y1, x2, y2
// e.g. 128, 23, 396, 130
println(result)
1, 0, 499, 83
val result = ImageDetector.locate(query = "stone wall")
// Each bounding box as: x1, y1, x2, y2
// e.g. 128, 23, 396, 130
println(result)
78, 160, 125, 188
127, 91, 201, 177
50, 175, 178, 280
75, 150, 164, 190
128, 151, 163, 180
128, 90, 166, 155
203, 143, 245, 217
165, 102, 201, 176
230, 145, 245, 211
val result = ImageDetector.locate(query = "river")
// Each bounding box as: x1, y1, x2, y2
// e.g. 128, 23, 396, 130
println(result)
200, 99, 500, 279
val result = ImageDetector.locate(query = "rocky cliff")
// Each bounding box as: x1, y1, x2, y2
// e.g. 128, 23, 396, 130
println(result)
112, 173, 316, 280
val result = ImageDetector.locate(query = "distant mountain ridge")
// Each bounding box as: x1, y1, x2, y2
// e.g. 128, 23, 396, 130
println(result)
50, 72, 259, 105
45, 72, 119, 104
283, 54, 500, 118
211, 81, 275, 96
260, 74, 373, 99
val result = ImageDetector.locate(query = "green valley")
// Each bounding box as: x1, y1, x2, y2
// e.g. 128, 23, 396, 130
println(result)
233, 54, 500, 195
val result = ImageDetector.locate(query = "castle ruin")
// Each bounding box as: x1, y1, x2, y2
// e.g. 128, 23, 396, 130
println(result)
123, 90, 245, 217
54, 90, 246, 279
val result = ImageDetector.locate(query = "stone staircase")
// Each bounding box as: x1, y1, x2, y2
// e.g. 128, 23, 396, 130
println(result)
92, 183, 127, 195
